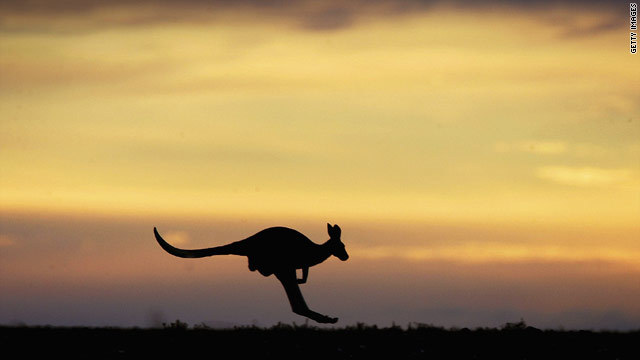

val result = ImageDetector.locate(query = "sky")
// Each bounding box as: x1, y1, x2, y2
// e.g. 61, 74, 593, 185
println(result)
1, 0, 639, 329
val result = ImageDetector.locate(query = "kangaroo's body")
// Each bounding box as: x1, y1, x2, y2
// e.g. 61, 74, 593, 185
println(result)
154, 224, 349, 324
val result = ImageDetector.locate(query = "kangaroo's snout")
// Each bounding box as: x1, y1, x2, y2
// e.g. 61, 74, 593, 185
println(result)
335, 246, 349, 261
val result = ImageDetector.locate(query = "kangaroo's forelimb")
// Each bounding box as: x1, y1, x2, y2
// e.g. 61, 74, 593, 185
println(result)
297, 267, 309, 284
276, 270, 337, 324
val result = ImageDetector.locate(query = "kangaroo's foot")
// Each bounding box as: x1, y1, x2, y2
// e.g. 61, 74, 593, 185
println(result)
322, 316, 338, 324
312, 313, 338, 324
293, 308, 338, 324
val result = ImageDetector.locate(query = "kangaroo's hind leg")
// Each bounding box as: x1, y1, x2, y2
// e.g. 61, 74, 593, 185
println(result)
275, 269, 338, 324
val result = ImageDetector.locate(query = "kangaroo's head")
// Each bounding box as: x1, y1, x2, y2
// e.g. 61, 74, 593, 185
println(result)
327, 223, 349, 261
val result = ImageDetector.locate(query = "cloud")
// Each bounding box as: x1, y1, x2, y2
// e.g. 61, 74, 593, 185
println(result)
494, 141, 621, 158
0, 234, 16, 247
162, 230, 191, 246
0, 59, 172, 90
558, 18, 620, 38
495, 141, 568, 155
536, 166, 635, 187
521, 141, 567, 155
537, 5, 623, 39
298, 6, 356, 31
0, 0, 621, 33
356, 242, 640, 263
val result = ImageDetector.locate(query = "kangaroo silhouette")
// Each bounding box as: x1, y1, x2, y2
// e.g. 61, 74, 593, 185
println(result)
154, 223, 349, 324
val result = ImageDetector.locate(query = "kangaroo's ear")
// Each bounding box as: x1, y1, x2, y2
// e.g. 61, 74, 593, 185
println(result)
327, 223, 341, 238
333, 224, 341, 237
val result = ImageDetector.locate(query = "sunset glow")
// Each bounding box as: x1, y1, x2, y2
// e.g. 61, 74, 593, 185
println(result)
1, 1, 639, 328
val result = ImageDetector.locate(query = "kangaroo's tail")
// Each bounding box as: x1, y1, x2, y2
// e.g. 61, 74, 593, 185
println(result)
154, 227, 242, 258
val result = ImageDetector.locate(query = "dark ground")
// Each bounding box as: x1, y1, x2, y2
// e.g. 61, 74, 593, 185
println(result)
1, 321, 639, 359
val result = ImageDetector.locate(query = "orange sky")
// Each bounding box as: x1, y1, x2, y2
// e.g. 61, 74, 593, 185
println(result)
1, 0, 639, 328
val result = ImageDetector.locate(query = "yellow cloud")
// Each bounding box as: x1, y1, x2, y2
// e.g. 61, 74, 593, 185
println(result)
495, 141, 567, 155
1, 4, 638, 229
536, 166, 636, 187
161, 231, 191, 246
356, 243, 640, 264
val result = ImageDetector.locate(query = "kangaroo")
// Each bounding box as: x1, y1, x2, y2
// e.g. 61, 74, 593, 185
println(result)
153, 223, 349, 324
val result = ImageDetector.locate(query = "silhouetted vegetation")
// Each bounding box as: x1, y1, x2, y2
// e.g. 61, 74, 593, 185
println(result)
161, 319, 189, 330
1, 321, 638, 359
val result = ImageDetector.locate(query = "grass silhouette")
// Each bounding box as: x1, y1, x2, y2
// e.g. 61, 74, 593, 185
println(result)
2, 320, 639, 359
